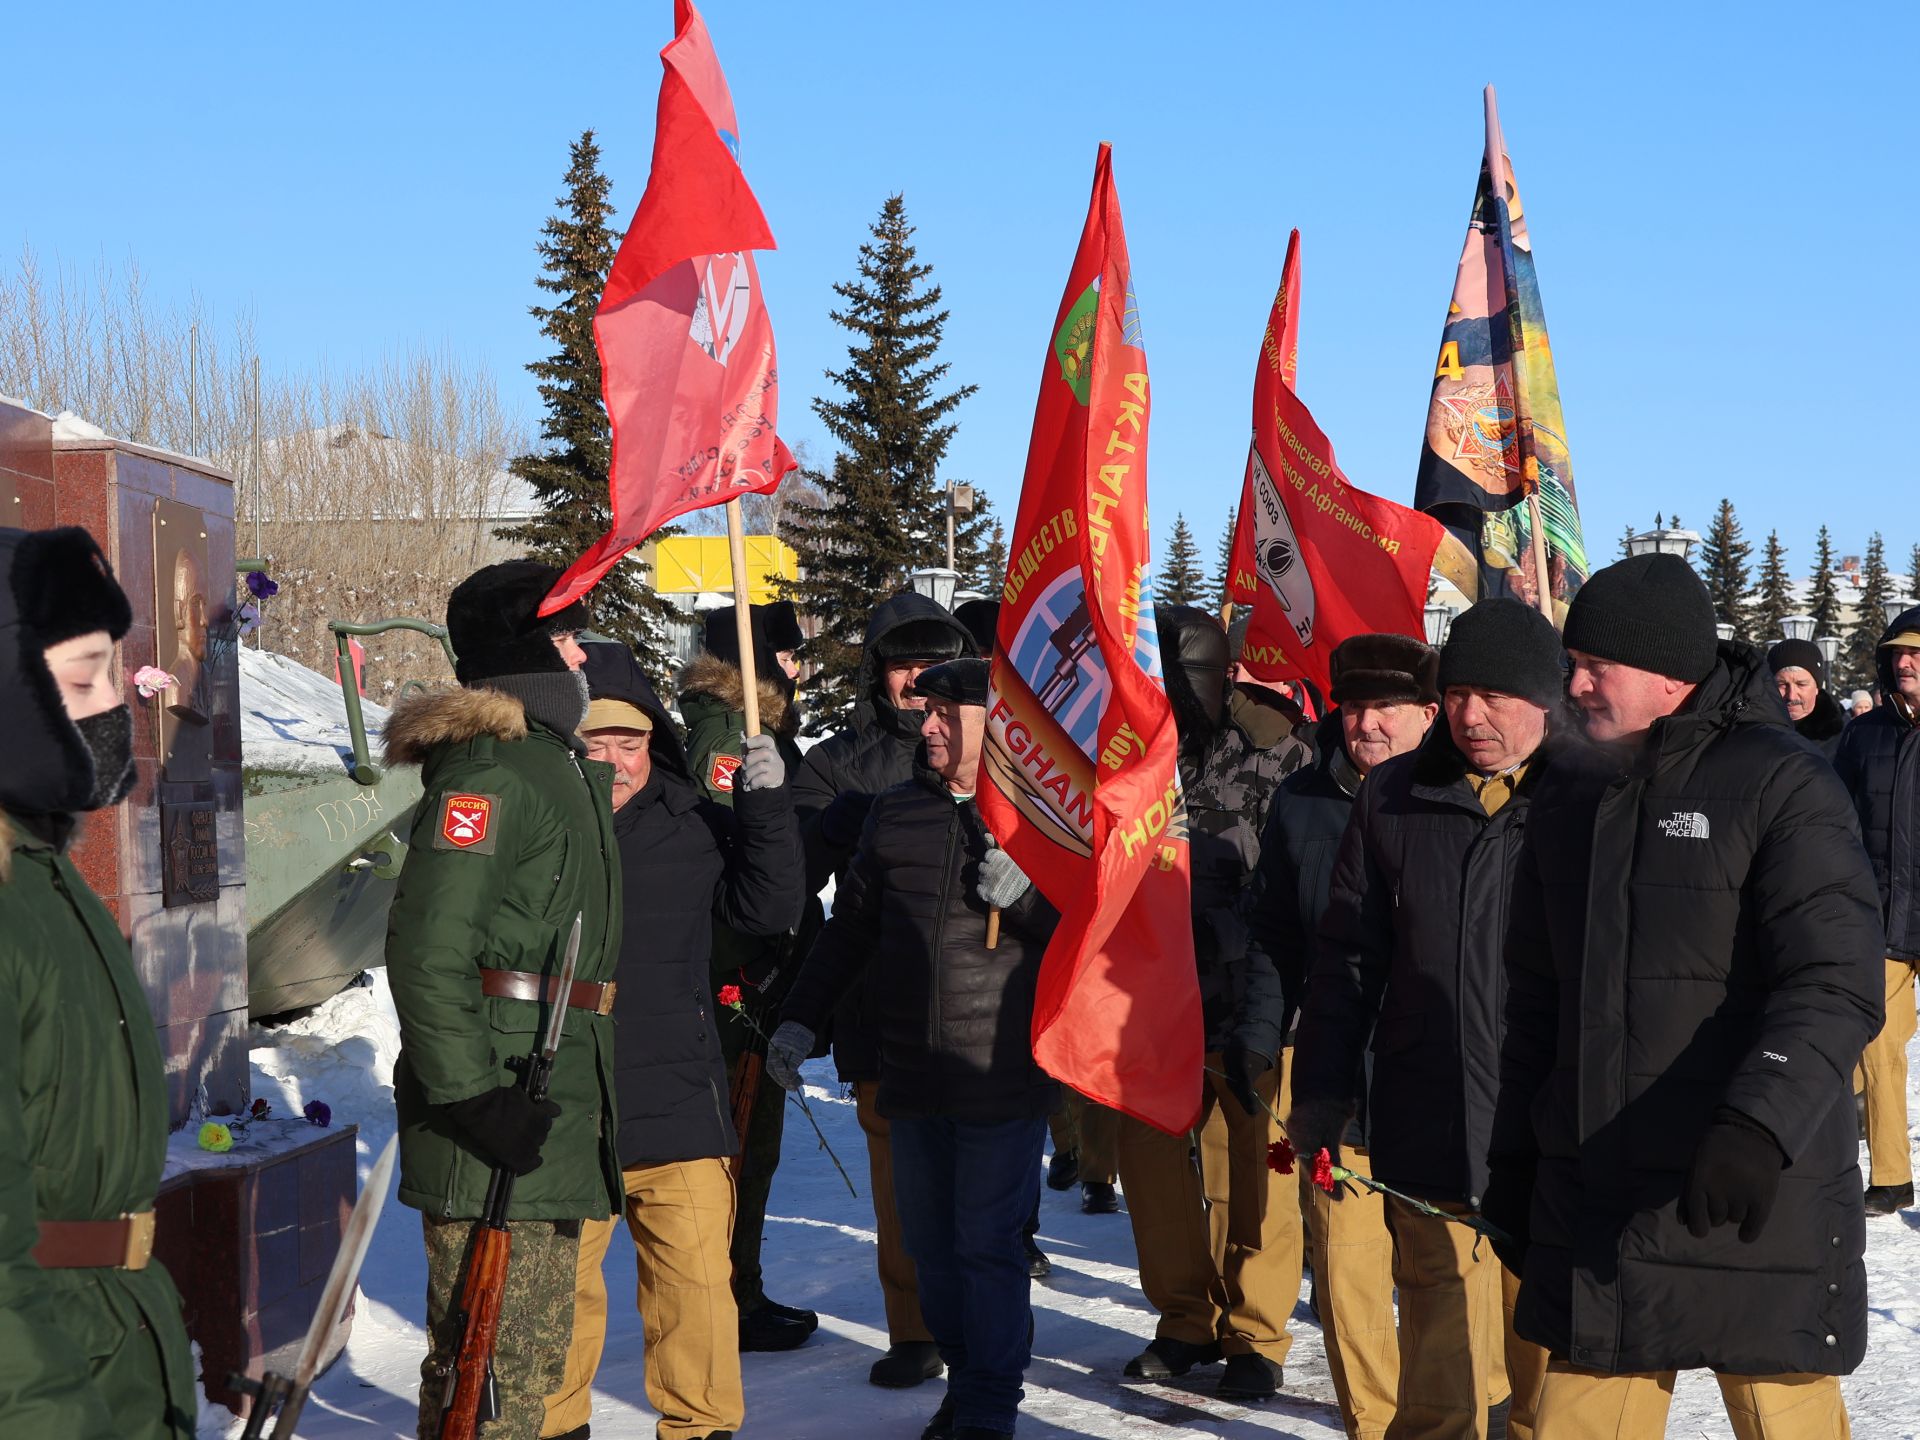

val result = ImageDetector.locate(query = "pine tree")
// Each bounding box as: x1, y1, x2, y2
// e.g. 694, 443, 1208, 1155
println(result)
1697, 498, 1752, 638
783, 195, 977, 724
1845, 533, 1893, 689
1154, 513, 1205, 606
1751, 530, 1794, 645
1907, 541, 1920, 603
1619, 524, 1636, 561
1808, 525, 1842, 640
1212, 506, 1238, 611
971, 517, 1009, 599
495, 132, 677, 675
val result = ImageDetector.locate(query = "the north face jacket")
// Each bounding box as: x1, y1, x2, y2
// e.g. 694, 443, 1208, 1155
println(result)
1833, 603, 1920, 961
1493, 643, 1884, 1376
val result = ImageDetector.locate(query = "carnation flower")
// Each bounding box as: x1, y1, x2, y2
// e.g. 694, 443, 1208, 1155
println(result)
249, 1098, 272, 1121
1312, 1147, 1338, 1194
303, 1100, 331, 1127
197, 1122, 234, 1153
133, 666, 177, 699
1266, 1138, 1297, 1175
718, 983, 744, 1008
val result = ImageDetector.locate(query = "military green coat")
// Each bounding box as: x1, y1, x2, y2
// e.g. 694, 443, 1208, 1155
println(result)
0, 818, 196, 1440
383, 688, 623, 1221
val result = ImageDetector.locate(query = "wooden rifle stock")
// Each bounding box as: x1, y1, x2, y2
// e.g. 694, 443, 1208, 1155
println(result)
437, 1199, 513, 1440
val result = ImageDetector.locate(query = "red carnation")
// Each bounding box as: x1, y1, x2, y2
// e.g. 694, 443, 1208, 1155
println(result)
1312, 1147, 1337, 1194
1266, 1138, 1297, 1175
718, 984, 744, 1009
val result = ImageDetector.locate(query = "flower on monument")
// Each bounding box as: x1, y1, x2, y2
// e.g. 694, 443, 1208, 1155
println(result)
1312, 1147, 1338, 1194
1266, 1137, 1297, 1175
249, 1098, 272, 1121
303, 1099, 332, 1127
237, 601, 262, 636
244, 570, 280, 600
718, 983, 744, 1009
197, 1122, 234, 1154
133, 666, 178, 699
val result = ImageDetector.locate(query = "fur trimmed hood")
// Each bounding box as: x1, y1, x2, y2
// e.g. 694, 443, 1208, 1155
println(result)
677, 652, 793, 736
382, 686, 528, 767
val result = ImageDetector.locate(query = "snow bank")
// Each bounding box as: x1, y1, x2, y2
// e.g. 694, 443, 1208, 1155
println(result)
50, 408, 109, 441
239, 647, 393, 776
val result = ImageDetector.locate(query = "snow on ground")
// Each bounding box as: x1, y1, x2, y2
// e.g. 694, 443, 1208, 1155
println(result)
228, 978, 1920, 1438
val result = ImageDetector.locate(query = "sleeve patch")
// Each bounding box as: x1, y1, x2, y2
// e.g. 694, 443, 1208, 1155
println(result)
434, 792, 501, 853
709, 754, 742, 793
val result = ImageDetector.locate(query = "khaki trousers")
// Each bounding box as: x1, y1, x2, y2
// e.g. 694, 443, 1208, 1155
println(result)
1384, 1195, 1546, 1440
1859, 957, 1917, 1187
1116, 1049, 1302, 1361
541, 1157, 741, 1440
1533, 1361, 1850, 1440
1052, 1092, 1120, 1185
855, 1079, 933, 1344
1309, 1143, 1400, 1440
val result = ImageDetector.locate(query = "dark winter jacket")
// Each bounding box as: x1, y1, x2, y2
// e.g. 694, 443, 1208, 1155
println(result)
1185, 711, 1309, 1051
1291, 716, 1553, 1206
585, 643, 803, 1165
1794, 688, 1848, 761
1493, 643, 1884, 1377
1833, 604, 1920, 961
790, 594, 976, 1080
782, 759, 1060, 1123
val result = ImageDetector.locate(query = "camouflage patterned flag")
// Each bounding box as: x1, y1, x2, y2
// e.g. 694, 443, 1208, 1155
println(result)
1414, 86, 1589, 618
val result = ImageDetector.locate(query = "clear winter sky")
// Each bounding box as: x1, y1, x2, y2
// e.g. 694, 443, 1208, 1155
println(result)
11, 2, 1917, 573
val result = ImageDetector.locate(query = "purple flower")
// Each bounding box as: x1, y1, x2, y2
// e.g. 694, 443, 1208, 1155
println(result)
303, 1100, 331, 1127
245, 570, 280, 600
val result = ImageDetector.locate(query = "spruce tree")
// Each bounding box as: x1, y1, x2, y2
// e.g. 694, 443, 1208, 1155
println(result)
1845, 533, 1892, 689
1752, 530, 1794, 645
1808, 525, 1842, 641
1698, 498, 1752, 638
1907, 541, 1920, 603
783, 194, 977, 724
971, 517, 1009, 598
1212, 506, 1238, 611
1619, 524, 1635, 561
496, 131, 677, 676
1154, 513, 1205, 607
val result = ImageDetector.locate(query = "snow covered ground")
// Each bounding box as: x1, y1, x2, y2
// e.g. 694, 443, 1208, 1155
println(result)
227, 974, 1920, 1439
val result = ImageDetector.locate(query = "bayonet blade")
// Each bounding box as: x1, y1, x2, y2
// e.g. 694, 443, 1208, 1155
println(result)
542, 913, 583, 1064
286, 1133, 398, 1394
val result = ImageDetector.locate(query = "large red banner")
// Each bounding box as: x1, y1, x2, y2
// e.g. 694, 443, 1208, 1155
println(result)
542, 0, 795, 616
1228, 234, 1442, 698
978, 145, 1201, 1137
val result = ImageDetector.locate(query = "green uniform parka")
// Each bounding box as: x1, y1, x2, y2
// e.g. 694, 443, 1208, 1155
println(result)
383, 685, 624, 1221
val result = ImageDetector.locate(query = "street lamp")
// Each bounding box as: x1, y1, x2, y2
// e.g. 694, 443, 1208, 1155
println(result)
1423, 604, 1454, 647
1779, 613, 1816, 642
1815, 635, 1841, 674
1715, 622, 1735, 642
952, 588, 988, 608
1884, 595, 1917, 626
907, 566, 961, 612
944, 482, 976, 572
1625, 523, 1702, 561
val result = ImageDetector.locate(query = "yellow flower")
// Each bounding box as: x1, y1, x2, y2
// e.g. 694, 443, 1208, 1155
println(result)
197, 1122, 234, 1154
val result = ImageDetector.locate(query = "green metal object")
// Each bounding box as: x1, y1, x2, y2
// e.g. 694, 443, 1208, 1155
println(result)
328, 618, 457, 785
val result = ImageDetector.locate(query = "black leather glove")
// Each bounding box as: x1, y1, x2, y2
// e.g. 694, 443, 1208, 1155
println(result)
820, 790, 876, 848
1682, 1108, 1786, 1244
443, 1085, 562, 1177
1220, 1041, 1275, 1118
1285, 1096, 1352, 1184
1479, 1162, 1535, 1273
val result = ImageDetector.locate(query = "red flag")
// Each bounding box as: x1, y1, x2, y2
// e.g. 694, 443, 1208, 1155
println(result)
540, 0, 795, 616
979, 145, 1201, 1137
1228, 234, 1443, 697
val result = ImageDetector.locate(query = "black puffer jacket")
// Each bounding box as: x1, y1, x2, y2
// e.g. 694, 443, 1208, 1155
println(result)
1833, 604, 1920, 961
582, 642, 804, 1164
1794, 688, 1848, 761
782, 759, 1059, 1123
790, 593, 975, 1080
1493, 643, 1883, 1377
1291, 717, 1551, 1206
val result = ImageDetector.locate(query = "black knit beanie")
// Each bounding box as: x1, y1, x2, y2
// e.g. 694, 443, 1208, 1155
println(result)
1767, 638, 1825, 687
1437, 598, 1565, 707
447, 560, 590, 685
1563, 554, 1717, 683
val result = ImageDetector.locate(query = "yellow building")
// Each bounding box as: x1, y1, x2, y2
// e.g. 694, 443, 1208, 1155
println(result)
645, 534, 798, 605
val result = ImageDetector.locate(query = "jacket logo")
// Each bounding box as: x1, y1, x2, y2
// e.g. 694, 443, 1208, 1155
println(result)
1762, 1050, 1788, 1064
1656, 811, 1711, 840
436, 793, 496, 853
709, 754, 742, 793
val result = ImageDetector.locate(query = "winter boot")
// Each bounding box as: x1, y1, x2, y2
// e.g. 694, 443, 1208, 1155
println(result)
1024, 1234, 1052, 1279
1080, 1181, 1119, 1214
870, 1340, 944, 1387
1865, 1181, 1914, 1215
1124, 1336, 1223, 1379
738, 1298, 817, 1352
1046, 1147, 1080, 1190
920, 1391, 956, 1440
1218, 1352, 1282, 1400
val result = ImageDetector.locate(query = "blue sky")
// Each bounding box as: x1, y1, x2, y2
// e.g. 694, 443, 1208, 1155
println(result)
12, 2, 1917, 577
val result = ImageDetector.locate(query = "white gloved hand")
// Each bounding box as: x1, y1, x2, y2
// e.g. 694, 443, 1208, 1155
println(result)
976, 843, 1032, 909
738, 733, 785, 792
765, 1020, 814, 1092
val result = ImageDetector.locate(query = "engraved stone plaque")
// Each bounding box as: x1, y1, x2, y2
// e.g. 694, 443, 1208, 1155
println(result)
160, 802, 219, 908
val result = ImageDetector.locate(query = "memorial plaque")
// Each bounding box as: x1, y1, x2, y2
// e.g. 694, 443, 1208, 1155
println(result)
160, 801, 220, 908
153, 497, 214, 782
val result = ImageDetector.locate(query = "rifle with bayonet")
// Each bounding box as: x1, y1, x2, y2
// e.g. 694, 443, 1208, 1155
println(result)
231, 1133, 399, 1437
436, 913, 582, 1440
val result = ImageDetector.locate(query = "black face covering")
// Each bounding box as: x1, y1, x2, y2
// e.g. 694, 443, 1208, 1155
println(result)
487, 670, 591, 742
75, 703, 135, 810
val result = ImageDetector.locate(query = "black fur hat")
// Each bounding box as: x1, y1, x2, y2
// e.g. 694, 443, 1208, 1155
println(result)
872, 615, 971, 664
447, 560, 590, 686
703, 600, 804, 669
953, 598, 1000, 656
1329, 633, 1440, 707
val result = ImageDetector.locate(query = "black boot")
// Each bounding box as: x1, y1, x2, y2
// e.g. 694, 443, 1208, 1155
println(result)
920, 1391, 956, 1440
1081, 1180, 1119, 1213
738, 1298, 817, 1352
869, 1340, 943, 1387
1218, 1352, 1282, 1400
1865, 1181, 1914, 1215
1124, 1335, 1223, 1379
1024, 1234, 1051, 1278
1046, 1147, 1080, 1190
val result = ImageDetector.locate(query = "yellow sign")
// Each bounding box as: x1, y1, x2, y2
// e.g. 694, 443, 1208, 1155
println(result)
647, 535, 798, 605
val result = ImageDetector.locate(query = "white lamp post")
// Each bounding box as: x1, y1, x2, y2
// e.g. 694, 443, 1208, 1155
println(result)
1779, 613, 1817, 642
1884, 595, 1917, 626
1626, 523, 1702, 561
1815, 635, 1841, 674
1423, 604, 1453, 647
1715, 622, 1735, 642
907, 566, 961, 612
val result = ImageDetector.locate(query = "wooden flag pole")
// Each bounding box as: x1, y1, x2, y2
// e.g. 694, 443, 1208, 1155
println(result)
725, 497, 761, 739
1526, 490, 1555, 624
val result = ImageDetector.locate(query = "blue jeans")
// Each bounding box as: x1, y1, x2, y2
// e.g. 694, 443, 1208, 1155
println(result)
890, 1112, 1048, 1435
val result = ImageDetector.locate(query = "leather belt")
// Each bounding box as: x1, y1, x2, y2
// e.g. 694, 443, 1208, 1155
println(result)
34, 1211, 156, 1270
480, 967, 617, 1016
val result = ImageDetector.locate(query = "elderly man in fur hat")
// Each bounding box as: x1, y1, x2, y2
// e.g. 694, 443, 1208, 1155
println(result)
383, 559, 623, 1439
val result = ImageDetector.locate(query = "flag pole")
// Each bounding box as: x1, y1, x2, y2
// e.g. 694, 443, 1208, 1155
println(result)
725, 497, 761, 738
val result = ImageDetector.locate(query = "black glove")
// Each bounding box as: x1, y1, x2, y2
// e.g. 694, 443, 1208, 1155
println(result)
1285, 1096, 1352, 1184
443, 1085, 562, 1177
1220, 1041, 1274, 1118
820, 790, 876, 848
1681, 1108, 1786, 1244
1479, 1162, 1535, 1273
